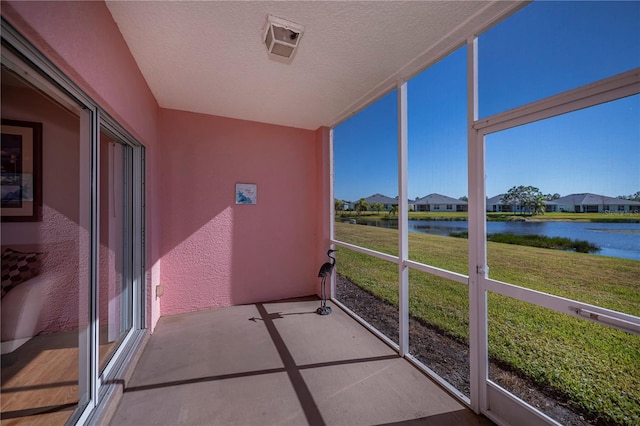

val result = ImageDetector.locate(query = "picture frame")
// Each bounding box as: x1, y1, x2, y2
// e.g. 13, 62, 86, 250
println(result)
1, 119, 43, 222
236, 183, 257, 205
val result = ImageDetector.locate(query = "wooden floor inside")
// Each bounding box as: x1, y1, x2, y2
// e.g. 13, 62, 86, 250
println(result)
1, 329, 118, 425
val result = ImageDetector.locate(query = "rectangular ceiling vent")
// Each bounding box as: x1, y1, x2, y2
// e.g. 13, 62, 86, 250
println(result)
264, 15, 304, 61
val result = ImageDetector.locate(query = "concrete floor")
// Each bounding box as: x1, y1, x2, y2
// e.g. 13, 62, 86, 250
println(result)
111, 298, 493, 425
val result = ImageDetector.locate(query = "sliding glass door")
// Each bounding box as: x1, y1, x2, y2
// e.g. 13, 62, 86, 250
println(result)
98, 128, 134, 372
1, 64, 92, 423
1, 25, 145, 424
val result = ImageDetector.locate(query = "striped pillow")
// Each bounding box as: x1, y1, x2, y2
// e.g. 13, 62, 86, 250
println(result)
1, 248, 42, 299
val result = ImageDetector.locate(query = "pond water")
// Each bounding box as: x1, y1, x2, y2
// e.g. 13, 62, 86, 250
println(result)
359, 219, 640, 260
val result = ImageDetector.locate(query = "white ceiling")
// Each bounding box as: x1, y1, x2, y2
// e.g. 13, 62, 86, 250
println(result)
105, 1, 523, 130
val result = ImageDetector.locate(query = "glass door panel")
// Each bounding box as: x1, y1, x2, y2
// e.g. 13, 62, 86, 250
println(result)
1, 66, 90, 423
98, 128, 133, 372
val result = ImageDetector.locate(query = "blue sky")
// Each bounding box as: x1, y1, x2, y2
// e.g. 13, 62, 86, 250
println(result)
334, 1, 640, 202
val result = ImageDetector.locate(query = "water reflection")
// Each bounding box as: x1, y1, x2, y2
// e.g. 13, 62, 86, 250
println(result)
353, 219, 640, 260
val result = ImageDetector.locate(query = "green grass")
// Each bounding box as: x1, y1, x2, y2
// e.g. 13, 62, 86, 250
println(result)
336, 211, 640, 223
334, 222, 640, 425
337, 210, 469, 222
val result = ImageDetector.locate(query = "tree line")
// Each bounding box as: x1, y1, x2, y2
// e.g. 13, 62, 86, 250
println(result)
335, 186, 548, 216
618, 191, 640, 202
335, 199, 398, 216
336, 187, 639, 217
501, 185, 547, 215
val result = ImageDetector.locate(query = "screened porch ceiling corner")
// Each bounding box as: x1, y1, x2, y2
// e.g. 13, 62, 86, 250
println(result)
105, 1, 523, 131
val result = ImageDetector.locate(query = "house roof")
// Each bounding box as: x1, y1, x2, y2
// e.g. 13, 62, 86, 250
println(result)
487, 192, 640, 206
105, 1, 522, 130
555, 193, 640, 206
486, 194, 557, 206
415, 193, 467, 205
363, 193, 397, 205
486, 194, 505, 205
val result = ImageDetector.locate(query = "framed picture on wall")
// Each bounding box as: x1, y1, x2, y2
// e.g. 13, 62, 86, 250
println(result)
236, 183, 257, 205
1, 119, 43, 222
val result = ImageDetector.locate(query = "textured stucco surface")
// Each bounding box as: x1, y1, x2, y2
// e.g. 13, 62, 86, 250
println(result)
2, 1, 332, 325
158, 109, 320, 315
4, 0, 163, 329
3, 1, 158, 145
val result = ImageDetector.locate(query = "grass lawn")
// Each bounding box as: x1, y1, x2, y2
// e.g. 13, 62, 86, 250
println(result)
337, 211, 469, 221
335, 210, 640, 223
334, 222, 640, 425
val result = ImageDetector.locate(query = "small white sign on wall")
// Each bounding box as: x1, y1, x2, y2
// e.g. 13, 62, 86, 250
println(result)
236, 183, 257, 205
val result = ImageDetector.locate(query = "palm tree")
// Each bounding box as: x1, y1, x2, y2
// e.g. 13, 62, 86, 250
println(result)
533, 194, 546, 215
354, 198, 369, 216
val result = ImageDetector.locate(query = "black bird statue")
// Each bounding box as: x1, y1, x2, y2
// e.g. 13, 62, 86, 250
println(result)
316, 249, 336, 315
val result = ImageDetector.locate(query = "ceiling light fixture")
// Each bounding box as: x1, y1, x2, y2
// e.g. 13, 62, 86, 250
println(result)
264, 15, 304, 61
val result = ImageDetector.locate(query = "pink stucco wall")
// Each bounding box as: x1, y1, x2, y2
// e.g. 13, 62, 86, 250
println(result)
3, 0, 163, 329
158, 109, 321, 314
2, 1, 157, 145
2, 1, 332, 324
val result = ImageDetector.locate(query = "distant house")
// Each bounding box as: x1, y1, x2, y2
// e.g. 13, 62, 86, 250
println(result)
414, 193, 468, 212
554, 193, 640, 213
363, 193, 398, 211
486, 194, 510, 212
486, 194, 558, 213
335, 199, 350, 211
394, 196, 416, 212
